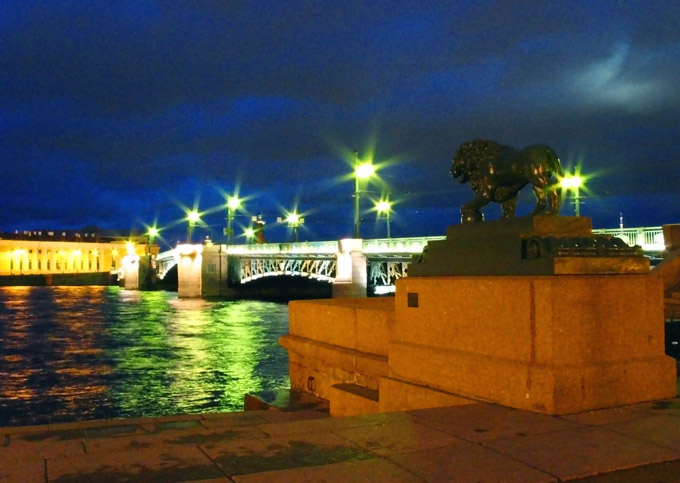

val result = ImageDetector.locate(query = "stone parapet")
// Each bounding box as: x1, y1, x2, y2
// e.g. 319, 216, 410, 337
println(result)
393, 275, 676, 414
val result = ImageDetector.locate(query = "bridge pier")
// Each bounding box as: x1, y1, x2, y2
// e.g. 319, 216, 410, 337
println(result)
177, 244, 236, 298
176, 244, 204, 298
332, 239, 368, 298
121, 253, 155, 290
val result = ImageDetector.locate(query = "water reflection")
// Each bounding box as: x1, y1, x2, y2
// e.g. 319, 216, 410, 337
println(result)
0, 286, 290, 426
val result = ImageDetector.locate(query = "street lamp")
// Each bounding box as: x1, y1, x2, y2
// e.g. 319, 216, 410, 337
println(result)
278, 212, 305, 242
186, 210, 200, 243
147, 227, 159, 256
353, 150, 375, 238
244, 227, 255, 243
225, 196, 241, 245
375, 199, 392, 238
560, 175, 583, 217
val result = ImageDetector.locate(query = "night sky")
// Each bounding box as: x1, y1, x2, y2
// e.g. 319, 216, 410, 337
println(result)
1, 1, 679, 248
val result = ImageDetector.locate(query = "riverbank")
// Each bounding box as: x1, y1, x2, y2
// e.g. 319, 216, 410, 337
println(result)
2, 390, 679, 482
0, 272, 117, 286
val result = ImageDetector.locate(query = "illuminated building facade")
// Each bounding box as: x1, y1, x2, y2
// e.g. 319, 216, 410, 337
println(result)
0, 230, 153, 276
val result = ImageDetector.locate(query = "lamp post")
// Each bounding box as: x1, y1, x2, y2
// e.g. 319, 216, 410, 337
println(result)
225, 196, 241, 245
560, 175, 583, 217
187, 210, 200, 243
278, 212, 305, 242
376, 199, 392, 238
353, 150, 375, 238
147, 227, 158, 256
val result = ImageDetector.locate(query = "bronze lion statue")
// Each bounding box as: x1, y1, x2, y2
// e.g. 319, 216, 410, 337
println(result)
451, 139, 562, 223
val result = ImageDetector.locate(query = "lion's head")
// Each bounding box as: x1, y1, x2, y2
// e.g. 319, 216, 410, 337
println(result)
451, 139, 510, 183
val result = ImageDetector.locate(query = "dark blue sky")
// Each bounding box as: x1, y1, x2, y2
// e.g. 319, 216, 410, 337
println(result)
1, 1, 679, 247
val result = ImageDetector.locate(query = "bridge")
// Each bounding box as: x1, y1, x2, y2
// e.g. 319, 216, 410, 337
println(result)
140, 225, 667, 298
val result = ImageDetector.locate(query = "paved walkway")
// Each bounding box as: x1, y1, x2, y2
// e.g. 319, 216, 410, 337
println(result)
1, 395, 679, 482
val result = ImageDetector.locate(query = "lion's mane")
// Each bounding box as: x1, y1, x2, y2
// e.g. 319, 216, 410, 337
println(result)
451, 139, 511, 179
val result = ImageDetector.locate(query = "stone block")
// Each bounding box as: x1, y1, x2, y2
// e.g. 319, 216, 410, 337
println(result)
288, 298, 393, 356
281, 334, 388, 401
390, 275, 676, 414
664, 224, 680, 251
329, 384, 379, 417
289, 300, 357, 349
378, 377, 476, 413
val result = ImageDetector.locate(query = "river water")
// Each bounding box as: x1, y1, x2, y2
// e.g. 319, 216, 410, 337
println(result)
0, 286, 290, 427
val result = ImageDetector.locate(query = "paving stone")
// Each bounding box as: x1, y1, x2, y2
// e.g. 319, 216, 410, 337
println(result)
199, 411, 269, 429
201, 431, 374, 477
232, 458, 424, 482
47, 444, 222, 482
48, 420, 111, 431
635, 398, 680, 417
388, 441, 557, 483
7, 429, 87, 459
410, 402, 582, 442
85, 424, 146, 439
253, 408, 330, 424
483, 425, 680, 480
12, 428, 86, 443
257, 410, 414, 437
84, 425, 268, 454
333, 420, 464, 456
569, 458, 680, 482
0, 450, 46, 482
0, 423, 51, 435
603, 414, 680, 451
560, 404, 657, 426
181, 479, 232, 483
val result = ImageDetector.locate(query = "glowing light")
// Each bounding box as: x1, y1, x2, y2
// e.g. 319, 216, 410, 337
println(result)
112, 249, 119, 257
13, 249, 26, 256
560, 176, 582, 190
286, 213, 301, 225
355, 163, 375, 179
93, 250, 99, 257
227, 196, 241, 210
148, 227, 159, 238
125, 242, 136, 256
376, 200, 391, 213
73, 249, 82, 257
188, 211, 200, 223
244, 228, 255, 238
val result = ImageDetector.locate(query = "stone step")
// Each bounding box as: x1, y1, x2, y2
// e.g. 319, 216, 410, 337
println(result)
244, 389, 330, 413
329, 384, 379, 417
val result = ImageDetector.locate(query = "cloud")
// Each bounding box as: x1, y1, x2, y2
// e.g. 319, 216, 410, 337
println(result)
1, 1, 679, 238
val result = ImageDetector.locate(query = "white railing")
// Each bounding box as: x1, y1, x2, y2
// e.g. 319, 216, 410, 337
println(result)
363, 236, 446, 254
593, 227, 664, 252
226, 240, 338, 256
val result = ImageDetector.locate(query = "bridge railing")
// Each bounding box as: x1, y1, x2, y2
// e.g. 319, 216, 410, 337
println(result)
226, 240, 338, 256
363, 236, 446, 255
592, 227, 664, 252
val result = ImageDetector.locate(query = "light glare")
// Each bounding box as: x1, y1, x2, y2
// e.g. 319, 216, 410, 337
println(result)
227, 196, 241, 210
188, 211, 200, 223
376, 200, 391, 212
355, 163, 375, 179
560, 176, 582, 189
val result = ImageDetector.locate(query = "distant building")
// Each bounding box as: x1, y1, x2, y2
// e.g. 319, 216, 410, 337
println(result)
0, 229, 157, 276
